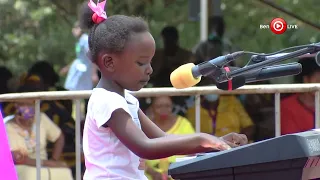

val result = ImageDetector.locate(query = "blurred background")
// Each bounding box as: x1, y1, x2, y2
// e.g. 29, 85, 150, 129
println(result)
0, 0, 318, 84
1, 0, 320, 180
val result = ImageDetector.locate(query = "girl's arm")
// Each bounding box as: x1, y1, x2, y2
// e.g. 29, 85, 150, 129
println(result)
106, 109, 230, 160
139, 109, 200, 139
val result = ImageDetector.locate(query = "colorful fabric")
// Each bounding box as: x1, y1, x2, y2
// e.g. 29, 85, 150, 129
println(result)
186, 95, 253, 136
0, 112, 18, 180
281, 94, 315, 135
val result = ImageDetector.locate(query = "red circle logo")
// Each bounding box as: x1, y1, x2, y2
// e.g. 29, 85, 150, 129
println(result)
270, 18, 287, 34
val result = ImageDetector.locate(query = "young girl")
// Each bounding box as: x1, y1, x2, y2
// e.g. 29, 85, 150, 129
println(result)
81, 1, 248, 179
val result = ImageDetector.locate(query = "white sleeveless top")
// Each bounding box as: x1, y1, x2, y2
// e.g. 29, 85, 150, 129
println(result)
83, 88, 147, 180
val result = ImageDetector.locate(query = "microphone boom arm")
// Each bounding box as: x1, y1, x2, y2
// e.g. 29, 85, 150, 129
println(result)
216, 45, 320, 83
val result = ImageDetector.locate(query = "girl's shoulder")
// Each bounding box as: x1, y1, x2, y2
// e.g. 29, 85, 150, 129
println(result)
91, 88, 125, 102
124, 90, 138, 106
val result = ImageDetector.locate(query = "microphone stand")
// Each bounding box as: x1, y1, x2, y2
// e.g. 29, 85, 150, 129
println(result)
216, 43, 320, 83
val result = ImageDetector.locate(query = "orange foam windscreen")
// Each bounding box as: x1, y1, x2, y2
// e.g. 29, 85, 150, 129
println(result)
170, 63, 201, 89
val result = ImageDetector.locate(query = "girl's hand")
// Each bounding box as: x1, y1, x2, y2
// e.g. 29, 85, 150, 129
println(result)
146, 166, 163, 180
220, 133, 248, 147
200, 133, 232, 151
138, 158, 146, 170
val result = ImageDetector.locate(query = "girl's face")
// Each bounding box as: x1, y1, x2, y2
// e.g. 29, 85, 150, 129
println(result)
152, 96, 173, 121
100, 31, 155, 91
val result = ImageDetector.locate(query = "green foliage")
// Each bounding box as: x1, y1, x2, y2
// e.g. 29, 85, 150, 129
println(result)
0, 0, 318, 85
222, 0, 319, 64
0, 0, 76, 74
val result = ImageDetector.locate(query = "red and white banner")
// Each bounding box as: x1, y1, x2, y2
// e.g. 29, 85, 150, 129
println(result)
302, 156, 320, 180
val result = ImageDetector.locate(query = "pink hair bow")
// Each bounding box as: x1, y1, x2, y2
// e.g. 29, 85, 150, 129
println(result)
88, 0, 107, 24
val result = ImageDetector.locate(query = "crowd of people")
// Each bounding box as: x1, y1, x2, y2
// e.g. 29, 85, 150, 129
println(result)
1, 2, 320, 180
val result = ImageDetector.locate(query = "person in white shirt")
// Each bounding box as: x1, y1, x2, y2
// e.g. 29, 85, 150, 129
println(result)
81, 1, 248, 179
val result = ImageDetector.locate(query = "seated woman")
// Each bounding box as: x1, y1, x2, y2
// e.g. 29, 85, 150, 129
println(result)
145, 96, 195, 180
4, 74, 80, 177
5, 84, 73, 180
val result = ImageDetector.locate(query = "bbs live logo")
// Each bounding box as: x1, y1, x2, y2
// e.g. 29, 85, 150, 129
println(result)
260, 18, 298, 34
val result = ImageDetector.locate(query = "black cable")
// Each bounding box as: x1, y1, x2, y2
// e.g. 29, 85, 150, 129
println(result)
243, 43, 320, 57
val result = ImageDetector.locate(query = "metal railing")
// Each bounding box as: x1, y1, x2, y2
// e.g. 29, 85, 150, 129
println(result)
1, 83, 319, 180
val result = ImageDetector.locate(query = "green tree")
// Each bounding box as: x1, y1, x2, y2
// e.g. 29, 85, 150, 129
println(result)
0, 0, 318, 85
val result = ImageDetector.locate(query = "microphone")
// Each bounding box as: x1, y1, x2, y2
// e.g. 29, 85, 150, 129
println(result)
216, 63, 302, 91
170, 51, 244, 89
244, 63, 302, 83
